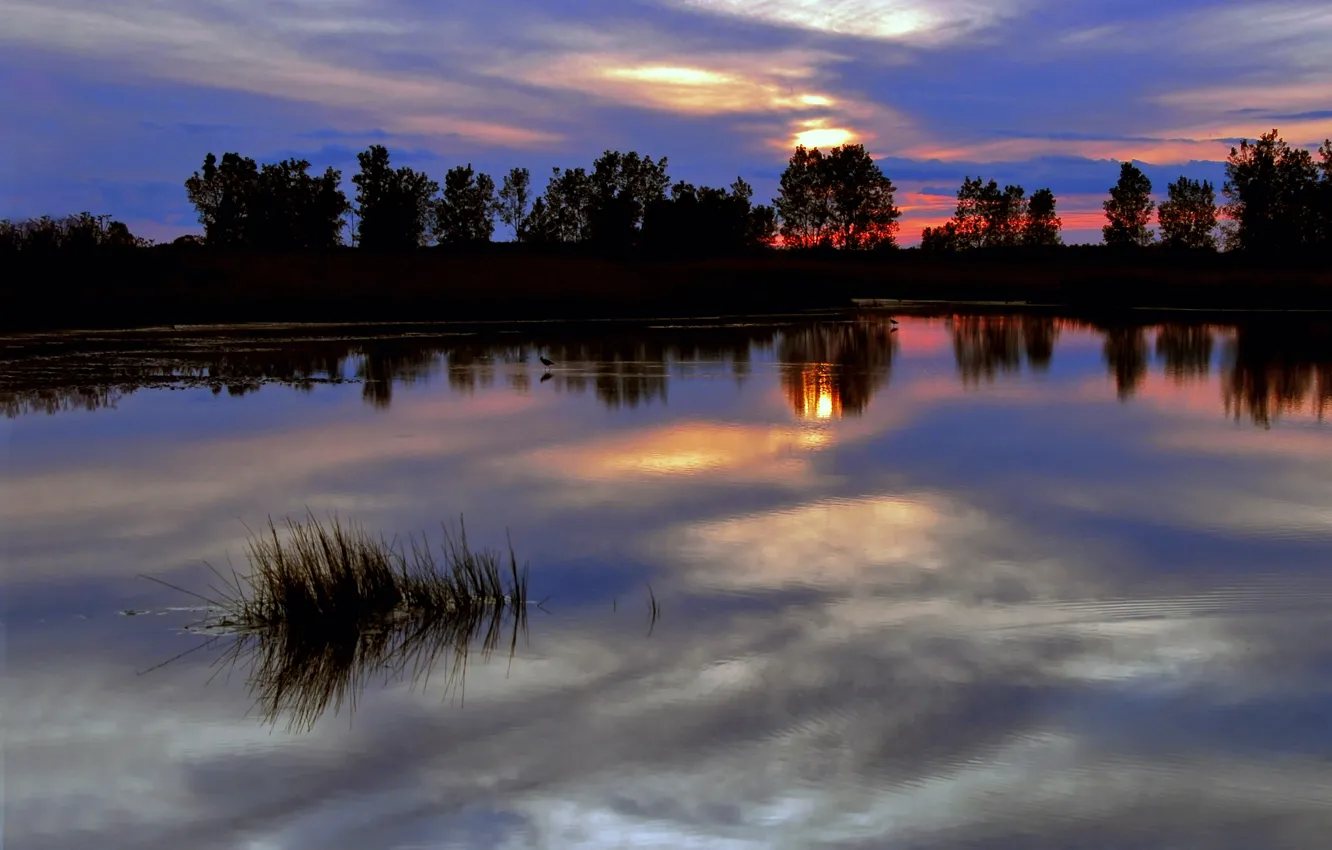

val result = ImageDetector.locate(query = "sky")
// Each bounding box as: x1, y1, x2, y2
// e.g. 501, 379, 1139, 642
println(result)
2, 0, 1331, 244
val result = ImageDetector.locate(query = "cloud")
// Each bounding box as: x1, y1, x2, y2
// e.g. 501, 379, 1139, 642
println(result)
665, 0, 1028, 45
0, 0, 558, 147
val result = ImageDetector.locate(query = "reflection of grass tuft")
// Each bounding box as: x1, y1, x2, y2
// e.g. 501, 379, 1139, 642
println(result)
146, 513, 529, 731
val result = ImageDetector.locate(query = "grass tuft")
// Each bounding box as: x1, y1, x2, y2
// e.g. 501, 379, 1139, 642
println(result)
150, 512, 530, 731
218, 512, 528, 632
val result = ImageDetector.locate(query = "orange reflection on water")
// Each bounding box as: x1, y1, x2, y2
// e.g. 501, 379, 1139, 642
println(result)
791, 364, 843, 420
520, 421, 832, 483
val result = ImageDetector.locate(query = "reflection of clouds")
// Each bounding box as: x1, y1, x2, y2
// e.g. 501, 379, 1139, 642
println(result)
511, 421, 831, 485
2, 391, 544, 581
12, 477, 1332, 849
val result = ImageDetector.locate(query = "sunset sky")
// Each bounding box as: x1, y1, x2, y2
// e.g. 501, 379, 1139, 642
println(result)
3, 0, 1330, 244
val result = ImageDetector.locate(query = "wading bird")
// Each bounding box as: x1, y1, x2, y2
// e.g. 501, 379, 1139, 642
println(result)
539, 355, 555, 368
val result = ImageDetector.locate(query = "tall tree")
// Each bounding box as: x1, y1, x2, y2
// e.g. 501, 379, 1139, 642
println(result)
519, 197, 558, 244
823, 143, 901, 249
1023, 188, 1063, 246
775, 144, 900, 249
641, 176, 767, 255
352, 145, 439, 251
936, 178, 1037, 249
985, 183, 1027, 247
497, 167, 531, 241
1318, 140, 1332, 248
435, 164, 497, 244
1157, 177, 1218, 250
1103, 162, 1155, 247
185, 152, 259, 247
536, 166, 594, 243
588, 150, 670, 248
920, 221, 960, 251
775, 145, 832, 248
1223, 130, 1321, 252
746, 203, 779, 248
249, 159, 348, 249
951, 177, 990, 249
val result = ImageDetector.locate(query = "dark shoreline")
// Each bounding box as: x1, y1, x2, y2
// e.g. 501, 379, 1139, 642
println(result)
5, 247, 1332, 332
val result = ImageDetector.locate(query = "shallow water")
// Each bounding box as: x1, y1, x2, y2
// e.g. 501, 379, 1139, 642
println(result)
4, 312, 1332, 849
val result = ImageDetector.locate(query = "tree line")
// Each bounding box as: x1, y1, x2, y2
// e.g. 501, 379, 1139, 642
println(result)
2, 129, 1329, 256
0, 212, 151, 253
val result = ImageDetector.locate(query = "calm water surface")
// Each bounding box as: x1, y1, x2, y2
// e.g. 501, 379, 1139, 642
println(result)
4, 312, 1332, 849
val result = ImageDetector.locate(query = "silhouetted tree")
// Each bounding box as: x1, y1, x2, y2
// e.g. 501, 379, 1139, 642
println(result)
775, 145, 831, 247
823, 144, 901, 249
925, 178, 1055, 249
1103, 162, 1155, 247
642, 177, 775, 255
247, 159, 349, 249
919, 221, 960, 251
530, 166, 593, 243
0, 213, 149, 253
185, 152, 259, 247
520, 196, 558, 244
1223, 130, 1324, 252
1319, 140, 1332, 248
588, 150, 670, 249
434, 164, 497, 244
1023, 188, 1063, 246
746, 202, 778, 247
1158, 177, 1218, 251
497, 167, 531, 241
352, 145, 439, 251
775, 144, 899, 249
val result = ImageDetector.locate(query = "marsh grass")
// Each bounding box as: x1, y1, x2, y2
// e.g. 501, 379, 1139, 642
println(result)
148, 513, 529, 731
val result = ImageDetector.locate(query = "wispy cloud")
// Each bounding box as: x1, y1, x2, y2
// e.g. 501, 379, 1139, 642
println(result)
1, 0, 1323, 230
665, 0, 1030, 44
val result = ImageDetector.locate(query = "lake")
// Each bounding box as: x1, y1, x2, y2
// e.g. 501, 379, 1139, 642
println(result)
4, 311, 1332, 849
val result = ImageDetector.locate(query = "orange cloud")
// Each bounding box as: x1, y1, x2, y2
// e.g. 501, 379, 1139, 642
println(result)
903, 136, 1238, 166
517, 50, 843, 117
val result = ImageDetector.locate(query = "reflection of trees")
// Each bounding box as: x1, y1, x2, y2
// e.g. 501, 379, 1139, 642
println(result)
2, 325, 782, 417
1102, 326, 1149, 400
951, 316, 1061, 384
1222, 324, 1332, 428
1, 337, 354, 416
358, 341, 443, 408
779, 319, 897, 419
1155, 324, 1215, 381
0, 386, 126, 417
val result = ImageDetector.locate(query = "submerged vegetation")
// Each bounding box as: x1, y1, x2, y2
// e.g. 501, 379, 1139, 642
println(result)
150, 514, 530, 731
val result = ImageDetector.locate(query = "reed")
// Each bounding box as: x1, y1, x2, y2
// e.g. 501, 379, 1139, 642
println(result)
209, 512, 528, 632
147, 513, 531, 730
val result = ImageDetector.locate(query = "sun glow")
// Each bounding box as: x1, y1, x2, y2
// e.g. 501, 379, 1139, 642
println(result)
791, 364, 843, 420
793, 125, 855, 148
673, 0, 951, 42
604, 66, 735, 86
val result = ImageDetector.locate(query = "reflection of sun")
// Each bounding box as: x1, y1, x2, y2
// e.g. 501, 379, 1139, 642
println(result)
815, 391, 834, 420
791, 363, 842, 420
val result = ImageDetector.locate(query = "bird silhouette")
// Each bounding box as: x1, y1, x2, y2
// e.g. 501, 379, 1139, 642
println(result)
538, 355, 555, 368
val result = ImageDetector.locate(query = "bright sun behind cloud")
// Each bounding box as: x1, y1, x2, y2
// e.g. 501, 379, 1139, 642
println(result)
792, 121, 856, 148
605, 66, 736, 86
